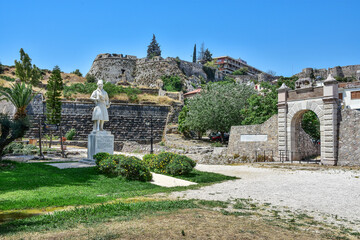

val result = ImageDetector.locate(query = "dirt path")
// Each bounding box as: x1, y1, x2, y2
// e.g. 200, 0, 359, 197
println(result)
170, 164, 360, 230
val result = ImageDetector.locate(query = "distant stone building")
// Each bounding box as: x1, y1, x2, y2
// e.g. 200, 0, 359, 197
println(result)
213, 56, 262, 75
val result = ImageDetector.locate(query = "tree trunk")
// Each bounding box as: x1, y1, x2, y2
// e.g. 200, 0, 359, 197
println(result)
220, 132, 225, 143
197, 131, 202, 140
49, 131, 52, 148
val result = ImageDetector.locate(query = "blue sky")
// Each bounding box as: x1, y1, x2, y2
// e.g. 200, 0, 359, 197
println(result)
1, 0, 359, 77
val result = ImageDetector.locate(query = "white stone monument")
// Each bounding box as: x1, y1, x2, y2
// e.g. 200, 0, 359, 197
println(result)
85, 80, 114, 162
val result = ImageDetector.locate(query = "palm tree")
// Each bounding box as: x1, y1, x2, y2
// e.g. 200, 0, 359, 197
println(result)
0, 82, 36, 119
0, 83, 36, 160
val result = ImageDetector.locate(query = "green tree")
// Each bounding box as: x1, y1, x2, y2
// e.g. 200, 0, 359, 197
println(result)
241, 82, 278, 125
14, 48, 41, 86
0, 61, 4, 74
193, 44, 196, 63
46, 66, 64, 148
203, 48, 212, 62
301, 111, 320, 141
147, 34, 161, 59
178, 105, 190, 137
185, 83, 255, 141
0, 83, 35, 160
276, 76, 298, 89
86, 74, 96, 83
71, 69, 82, 77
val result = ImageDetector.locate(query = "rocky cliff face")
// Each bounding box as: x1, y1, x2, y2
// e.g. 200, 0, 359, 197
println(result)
295, 65, 360, 80
87, 54, 220, 91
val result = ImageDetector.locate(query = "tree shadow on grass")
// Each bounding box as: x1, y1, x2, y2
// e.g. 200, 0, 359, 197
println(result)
0, 161, 162, 201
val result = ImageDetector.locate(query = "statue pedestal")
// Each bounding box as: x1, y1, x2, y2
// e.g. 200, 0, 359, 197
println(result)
87, 130, 114, 160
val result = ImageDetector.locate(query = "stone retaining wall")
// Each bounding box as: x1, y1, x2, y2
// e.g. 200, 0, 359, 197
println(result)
338, 109, 360, 166
227, 115, 278, 159
26, 97, 170, 144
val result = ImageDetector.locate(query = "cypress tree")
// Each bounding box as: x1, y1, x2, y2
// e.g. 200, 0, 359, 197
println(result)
46, 66, 63, 147
147, 34, 161, 59
46, 66, 63, 124
193, 44, 197, 63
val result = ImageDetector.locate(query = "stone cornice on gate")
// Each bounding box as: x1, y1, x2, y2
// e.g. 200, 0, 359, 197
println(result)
287, 86, 324, 101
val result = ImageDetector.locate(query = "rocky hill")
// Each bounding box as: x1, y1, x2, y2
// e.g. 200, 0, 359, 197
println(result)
295, 64, 360, 80
0, 65, 86, 89
87, 54, 224, 92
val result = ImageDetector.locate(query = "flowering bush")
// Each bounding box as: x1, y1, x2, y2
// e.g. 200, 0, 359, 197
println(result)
98, 157, 117, 174
142, 154, 156, 169
143, 152, 196, 176
97, 154, 152, 181
151, 152, 178, 174
116, 156, 152, 182
93, 152, 110, 166
166, 155, 193, 176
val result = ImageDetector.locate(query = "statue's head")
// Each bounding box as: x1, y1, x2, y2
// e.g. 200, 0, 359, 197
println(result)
97, 80, 104, 89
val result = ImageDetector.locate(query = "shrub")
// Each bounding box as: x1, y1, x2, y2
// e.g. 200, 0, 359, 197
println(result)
166, 155, 196, 176
21, 144, 39, 155
116, 156, 152, 181
0, 76, 16, 82
65, 128, 76, 140
232, 67, 248, 75
161, 75, 183, 92
3, 142, 23, 154
152, 152, 178, 173
71, 69, 82, 77
144, 152, 196, 176
98, 158, 116, 174
143, 154, 157, 169
93, 152, 110, 166
86, 74, 96, 83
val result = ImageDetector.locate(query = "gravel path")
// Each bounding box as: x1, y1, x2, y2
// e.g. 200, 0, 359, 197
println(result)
171, 164, 360, 226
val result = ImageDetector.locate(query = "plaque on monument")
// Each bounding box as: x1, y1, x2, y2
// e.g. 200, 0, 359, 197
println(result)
83, 80, 114, 162
87, 130, 114, 159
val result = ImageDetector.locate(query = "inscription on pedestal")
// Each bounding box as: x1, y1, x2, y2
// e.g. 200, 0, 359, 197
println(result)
87, 132, 114, 160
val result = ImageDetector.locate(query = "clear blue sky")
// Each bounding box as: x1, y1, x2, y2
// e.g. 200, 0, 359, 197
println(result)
1, 0, 359, 77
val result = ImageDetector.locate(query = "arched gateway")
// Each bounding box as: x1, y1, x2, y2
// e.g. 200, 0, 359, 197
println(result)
278, 74, 339, 165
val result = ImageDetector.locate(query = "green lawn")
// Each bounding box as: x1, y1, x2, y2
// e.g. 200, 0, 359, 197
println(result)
0, 161, 236, 210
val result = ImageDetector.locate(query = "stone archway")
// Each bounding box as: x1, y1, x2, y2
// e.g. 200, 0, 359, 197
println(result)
278, 75, 339, 165
289, 109, 321, 161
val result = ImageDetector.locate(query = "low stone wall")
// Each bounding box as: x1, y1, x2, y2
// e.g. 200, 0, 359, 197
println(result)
25, 98, 170, 144
338, 109, 360, 166
227, 115, 278, 159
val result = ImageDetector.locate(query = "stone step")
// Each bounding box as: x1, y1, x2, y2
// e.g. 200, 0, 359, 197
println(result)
79, 159, 96, 165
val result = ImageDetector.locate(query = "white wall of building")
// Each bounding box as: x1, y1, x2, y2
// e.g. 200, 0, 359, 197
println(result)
339, 87, 360, 110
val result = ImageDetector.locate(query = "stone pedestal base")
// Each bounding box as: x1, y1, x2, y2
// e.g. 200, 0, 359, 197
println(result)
321, 158, 337, 166
87, 130, 114, 160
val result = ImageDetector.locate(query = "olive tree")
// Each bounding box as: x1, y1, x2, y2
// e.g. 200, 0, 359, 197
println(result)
185, 83, 256, 141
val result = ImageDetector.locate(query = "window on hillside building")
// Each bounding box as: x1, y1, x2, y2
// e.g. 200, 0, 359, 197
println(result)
339, 93, 343, 100
351, 91, 360, 99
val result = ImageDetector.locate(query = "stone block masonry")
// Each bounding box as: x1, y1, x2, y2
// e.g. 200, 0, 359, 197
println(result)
338, 109, 360, 166
26, 99, 170, 144
227, 115, 278, 159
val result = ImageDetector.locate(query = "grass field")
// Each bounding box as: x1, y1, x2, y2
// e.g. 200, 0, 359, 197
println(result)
1, 161, 359, 239
0, 161, 236, 210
